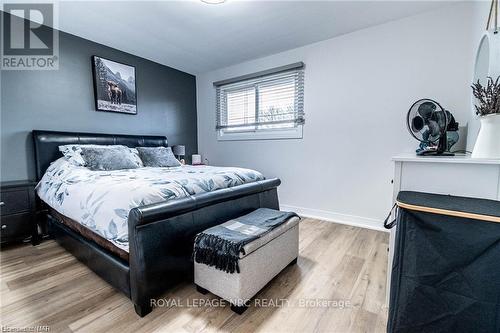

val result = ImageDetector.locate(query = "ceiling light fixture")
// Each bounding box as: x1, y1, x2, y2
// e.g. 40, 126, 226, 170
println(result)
201, 0, 226, 4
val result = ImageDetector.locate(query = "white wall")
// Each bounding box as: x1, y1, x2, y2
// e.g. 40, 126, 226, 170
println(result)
196, 2, 488, 231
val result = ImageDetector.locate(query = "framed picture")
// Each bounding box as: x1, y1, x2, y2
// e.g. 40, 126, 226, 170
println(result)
92, 56, 137, 114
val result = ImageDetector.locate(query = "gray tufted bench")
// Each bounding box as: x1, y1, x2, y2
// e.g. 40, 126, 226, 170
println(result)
194, 214, 300, 314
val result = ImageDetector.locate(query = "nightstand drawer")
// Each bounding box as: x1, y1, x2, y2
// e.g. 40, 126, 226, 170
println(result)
0, 212, 32, 240
0, 189, 31, 215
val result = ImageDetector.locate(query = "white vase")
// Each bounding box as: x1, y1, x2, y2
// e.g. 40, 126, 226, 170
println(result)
468, 31, 500, 153
472, 114, 500, 159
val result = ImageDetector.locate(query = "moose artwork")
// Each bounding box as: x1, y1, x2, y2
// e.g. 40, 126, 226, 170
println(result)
92, 56, 137, 114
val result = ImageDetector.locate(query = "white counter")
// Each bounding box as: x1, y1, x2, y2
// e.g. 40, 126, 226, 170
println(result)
392, 153, 500, 165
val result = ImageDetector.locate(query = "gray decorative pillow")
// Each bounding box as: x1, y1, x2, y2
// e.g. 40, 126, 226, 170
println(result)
59, 144, 143, 168
80, 146, 142, 171
137, 147, 181, 167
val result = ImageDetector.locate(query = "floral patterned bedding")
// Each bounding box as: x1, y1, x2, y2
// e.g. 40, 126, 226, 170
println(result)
36, 158, 265, 252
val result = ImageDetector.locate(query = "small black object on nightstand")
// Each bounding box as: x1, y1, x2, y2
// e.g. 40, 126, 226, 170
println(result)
0, 180, 39, 246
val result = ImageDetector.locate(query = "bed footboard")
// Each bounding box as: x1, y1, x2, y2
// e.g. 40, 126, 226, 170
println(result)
127, 178, 281, 316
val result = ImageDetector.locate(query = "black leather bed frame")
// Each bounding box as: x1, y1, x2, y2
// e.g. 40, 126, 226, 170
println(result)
33, 130, 281, 316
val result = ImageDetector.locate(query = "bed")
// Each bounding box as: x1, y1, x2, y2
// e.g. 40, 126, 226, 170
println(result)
33, 130, 281, 316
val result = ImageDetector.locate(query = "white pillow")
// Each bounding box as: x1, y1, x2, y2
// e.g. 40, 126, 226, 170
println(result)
59, 144, 87, 166
59, 144, 143, 167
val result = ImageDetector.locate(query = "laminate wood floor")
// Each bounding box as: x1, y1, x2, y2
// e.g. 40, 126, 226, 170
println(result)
0, 219, 389, 333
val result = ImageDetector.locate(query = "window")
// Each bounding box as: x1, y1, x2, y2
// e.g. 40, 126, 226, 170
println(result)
215, 62, 304, 140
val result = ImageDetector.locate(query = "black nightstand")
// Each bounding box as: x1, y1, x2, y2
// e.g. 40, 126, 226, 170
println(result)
0, 180, 39, 246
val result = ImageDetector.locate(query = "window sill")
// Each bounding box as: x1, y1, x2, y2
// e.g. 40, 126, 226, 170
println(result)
217, 126, 303, 141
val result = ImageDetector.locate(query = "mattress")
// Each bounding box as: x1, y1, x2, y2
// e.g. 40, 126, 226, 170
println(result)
49, 207, 129, 261
37, 158, 264, 253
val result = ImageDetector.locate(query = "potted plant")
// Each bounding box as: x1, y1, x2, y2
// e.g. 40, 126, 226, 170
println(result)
471, 76, 500, 158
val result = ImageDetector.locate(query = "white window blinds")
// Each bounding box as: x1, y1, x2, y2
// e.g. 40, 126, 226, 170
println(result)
215, 62, 304, 131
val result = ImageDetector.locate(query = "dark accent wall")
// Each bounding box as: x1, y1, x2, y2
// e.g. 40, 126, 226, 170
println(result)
0, 21, 197, 181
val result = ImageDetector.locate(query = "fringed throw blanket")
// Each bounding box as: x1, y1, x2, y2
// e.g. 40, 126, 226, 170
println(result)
193, 208, 299, 274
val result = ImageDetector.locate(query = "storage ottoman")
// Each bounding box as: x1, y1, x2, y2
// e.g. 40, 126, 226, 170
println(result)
194, 214, 300, 314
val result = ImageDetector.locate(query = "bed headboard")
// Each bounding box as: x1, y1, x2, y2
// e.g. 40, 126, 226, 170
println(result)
32, 130, 168, 180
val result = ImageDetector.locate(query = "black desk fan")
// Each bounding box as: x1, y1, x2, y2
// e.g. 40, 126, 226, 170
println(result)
407, 99, 457, 156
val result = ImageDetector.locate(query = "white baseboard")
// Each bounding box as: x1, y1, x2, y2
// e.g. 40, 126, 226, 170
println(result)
280, 204, 388, 233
